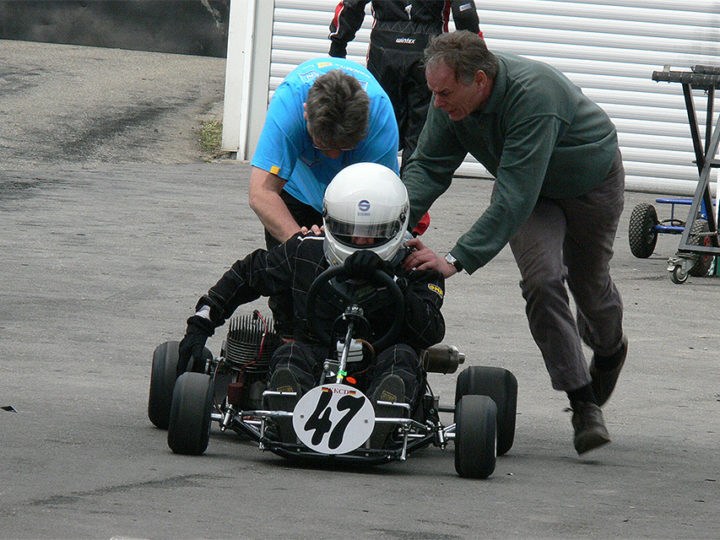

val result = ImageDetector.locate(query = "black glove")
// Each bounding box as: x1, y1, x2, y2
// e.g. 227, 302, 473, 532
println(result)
344, 250, 390, 278
177, 315, 214, 375
329, 41, 346, 58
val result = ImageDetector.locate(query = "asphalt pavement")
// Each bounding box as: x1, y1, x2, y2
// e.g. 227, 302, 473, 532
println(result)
1, 40, 719, 539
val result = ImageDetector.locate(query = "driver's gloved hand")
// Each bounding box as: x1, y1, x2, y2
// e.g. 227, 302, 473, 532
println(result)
344, 250, 391, 278
178, 315, 214, 375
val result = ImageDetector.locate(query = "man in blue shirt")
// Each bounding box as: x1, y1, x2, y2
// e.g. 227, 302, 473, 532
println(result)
249, 57, 399, 336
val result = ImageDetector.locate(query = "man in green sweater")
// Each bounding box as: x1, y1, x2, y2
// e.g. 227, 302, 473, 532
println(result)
401, 31, 627, 455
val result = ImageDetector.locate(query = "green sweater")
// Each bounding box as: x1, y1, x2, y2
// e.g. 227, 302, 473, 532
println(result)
402, 52, 618, 274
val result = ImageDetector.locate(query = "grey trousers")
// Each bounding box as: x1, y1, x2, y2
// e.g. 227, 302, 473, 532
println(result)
509, 151, 625, 391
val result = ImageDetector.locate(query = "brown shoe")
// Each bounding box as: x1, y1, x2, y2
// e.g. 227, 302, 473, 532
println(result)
571, 401, 611, 454
590, 335, 628, 407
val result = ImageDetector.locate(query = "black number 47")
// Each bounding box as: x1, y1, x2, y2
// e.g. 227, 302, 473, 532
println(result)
304, 392, 366, 450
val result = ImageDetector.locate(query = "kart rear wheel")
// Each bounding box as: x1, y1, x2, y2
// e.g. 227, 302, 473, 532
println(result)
167, 372, 214, 455
455, 366, 517, 456
148, 341, 212, 429
148, 341, 180, 429
628, 203, 658, 259
454, 395, 497, 479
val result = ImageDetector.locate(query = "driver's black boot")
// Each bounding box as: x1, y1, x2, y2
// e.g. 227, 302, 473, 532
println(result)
369, 374, 406, 448
266, 367, 301, 444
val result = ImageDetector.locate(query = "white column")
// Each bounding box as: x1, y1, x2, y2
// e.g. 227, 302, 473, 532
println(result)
221, 0, 274, 161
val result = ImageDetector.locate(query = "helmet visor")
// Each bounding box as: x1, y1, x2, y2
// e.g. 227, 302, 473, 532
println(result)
325, 215, 403, 247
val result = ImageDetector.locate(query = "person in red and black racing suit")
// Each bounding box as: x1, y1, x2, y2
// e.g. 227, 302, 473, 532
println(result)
329, 0, 481, 173
177, 163, 445, 446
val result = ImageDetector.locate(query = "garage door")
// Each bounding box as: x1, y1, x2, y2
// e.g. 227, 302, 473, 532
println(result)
242, 0, 720, 194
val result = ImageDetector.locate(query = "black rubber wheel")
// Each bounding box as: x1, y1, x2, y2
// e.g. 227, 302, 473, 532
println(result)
148, 341, 213, 429
628, 203, 658, 258
305, 265, 404, 352
688, 220, 713, 277
455, 366, 517, 456
148, 341, 180, 429
454, 395, 497, 479
167, 372, 214, 455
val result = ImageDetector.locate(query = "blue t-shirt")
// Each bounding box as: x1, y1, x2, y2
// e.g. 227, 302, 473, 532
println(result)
251, 58, 399, 212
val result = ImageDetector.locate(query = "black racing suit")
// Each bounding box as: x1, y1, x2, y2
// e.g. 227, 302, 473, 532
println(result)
329, 0, 481, 173
194, 235, 446, 408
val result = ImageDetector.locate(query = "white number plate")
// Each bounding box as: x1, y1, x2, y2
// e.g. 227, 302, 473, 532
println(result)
292, 384, 375, 454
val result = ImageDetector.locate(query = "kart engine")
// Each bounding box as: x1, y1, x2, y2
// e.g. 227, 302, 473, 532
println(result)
223, 312, 282, 374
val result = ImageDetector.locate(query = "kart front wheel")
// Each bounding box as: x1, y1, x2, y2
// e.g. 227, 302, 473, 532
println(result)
455, 366, 517, 456
454, 395, 497, 479
167, 372, 214, 455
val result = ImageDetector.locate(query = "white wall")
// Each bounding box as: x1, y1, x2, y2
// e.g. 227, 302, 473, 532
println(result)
223, 0, 720, 195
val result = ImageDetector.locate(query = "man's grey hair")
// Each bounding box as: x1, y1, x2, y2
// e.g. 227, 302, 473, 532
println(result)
424, 30, 498, 84
305, 69, 370, 149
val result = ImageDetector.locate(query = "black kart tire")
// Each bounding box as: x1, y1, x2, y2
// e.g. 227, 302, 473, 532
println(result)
167, 372, 214, 455
454, 395, 497, 479
628, 203, 658, 259
688, 220, 713, 277
148, 341, 181, 429
455, 366, 517, 456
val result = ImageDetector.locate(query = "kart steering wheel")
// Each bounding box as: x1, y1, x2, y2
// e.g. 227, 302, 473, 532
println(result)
305, 264, 405, 354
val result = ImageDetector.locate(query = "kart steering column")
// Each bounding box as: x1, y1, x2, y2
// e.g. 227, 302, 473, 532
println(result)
336, 305, 364, 384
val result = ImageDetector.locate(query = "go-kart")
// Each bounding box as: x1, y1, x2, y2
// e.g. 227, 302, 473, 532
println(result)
148, 265, 518, 479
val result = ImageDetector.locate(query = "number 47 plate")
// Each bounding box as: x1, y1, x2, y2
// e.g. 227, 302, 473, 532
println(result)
292, 384, 375, 454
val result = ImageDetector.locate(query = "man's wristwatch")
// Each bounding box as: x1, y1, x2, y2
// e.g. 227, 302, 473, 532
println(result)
445, 253, 463, 273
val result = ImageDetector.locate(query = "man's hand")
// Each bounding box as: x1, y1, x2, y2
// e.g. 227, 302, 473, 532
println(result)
402, 237, 458, 278
178, 315, 214, 375
344, 250, 390, 278
300, 224, 324, 236
329, 42, 347, 59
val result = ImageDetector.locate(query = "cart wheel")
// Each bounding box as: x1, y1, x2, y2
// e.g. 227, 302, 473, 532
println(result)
688, 220, 713, 277
167, 372, 214, 455
628, 203, 658, 258
670, 264, 689, 284
454, 395, 497, 479
148, 341, 180, 429
455, 366, 517, 456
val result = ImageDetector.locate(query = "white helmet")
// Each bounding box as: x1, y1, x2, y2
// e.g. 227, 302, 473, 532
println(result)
323, 163, 410, 266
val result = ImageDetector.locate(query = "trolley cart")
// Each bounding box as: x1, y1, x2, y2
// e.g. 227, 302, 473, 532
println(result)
651, 65, 720, 284
628, 197, 715, 279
